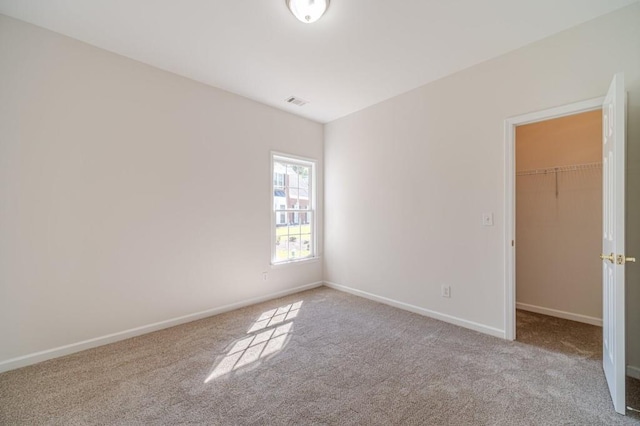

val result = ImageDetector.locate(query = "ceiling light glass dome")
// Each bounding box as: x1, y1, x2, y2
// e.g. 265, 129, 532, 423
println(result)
286, 0, 329, 24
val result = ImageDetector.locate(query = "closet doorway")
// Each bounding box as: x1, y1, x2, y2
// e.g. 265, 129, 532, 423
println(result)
513, 109, 603, 353
515, 110, 603, 328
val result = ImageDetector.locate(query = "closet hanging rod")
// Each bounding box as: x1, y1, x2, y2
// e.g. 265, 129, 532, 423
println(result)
516, 162, 602, 177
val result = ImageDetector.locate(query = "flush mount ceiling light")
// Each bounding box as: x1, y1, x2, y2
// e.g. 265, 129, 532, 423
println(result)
286, 0, 329, 24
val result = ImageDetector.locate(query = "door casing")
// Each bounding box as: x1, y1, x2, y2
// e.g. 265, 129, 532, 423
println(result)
503, 96, 604, 341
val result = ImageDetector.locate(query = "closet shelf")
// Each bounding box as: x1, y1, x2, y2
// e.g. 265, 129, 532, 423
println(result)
516, 162, 602, 177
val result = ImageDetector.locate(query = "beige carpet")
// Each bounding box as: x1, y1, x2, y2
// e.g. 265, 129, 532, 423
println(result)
1, 286, 639, 425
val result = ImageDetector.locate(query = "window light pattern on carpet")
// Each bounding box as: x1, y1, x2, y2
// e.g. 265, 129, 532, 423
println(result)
205, 301, 302, 382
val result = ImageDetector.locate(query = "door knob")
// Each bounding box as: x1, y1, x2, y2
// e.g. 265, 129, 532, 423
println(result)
600, 253, 615, 263
616, 255, 636, 265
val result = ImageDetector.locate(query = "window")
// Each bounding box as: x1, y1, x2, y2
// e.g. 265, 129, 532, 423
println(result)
274, 173, 285, 189
272, 153, 316, 264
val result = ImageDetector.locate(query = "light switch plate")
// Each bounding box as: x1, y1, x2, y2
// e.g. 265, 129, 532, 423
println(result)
482, 213, 494, 227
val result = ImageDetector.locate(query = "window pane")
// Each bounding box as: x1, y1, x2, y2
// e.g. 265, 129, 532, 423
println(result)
274, 162, 286, 184
300, 234, 312, 258
298, 167, 309, 210
275, 173, 285, 188
289, 187, 299, 206
275, 233, 288, 262
299, 211, 309, 225
288, 233, 302, 260
300, 215, 311, 235
287, 165, 299, 189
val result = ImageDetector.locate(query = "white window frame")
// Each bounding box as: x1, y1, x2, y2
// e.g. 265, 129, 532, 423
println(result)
271, 152, 317, 265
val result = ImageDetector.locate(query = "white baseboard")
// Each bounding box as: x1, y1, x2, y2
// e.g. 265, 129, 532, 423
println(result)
0, 281, 323, 374
323, 281, 505, 339
516, 302, 602, 327
628, 365, 640, 380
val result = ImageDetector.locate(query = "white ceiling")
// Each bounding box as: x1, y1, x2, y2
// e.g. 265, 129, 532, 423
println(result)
0, 0, 637, 123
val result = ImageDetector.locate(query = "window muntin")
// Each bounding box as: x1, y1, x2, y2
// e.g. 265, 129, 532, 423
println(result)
272, 154, 316, 264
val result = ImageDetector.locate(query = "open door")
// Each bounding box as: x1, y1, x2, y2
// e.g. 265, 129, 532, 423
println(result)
601, 72, 630, 415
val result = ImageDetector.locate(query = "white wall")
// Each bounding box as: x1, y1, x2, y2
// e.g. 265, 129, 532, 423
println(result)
0, 15, 323, 367
325, 4, 640, 367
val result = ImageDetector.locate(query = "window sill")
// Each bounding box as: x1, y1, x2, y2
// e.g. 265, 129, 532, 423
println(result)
270, 256, 321, 269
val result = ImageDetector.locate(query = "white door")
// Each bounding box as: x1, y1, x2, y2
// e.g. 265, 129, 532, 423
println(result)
601, 73, 627, 415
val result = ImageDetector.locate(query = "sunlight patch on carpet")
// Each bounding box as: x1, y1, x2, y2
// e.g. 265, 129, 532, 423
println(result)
205, 301, 301, 382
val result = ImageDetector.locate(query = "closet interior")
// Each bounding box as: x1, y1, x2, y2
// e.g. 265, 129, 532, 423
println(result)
515, 109, 603, 333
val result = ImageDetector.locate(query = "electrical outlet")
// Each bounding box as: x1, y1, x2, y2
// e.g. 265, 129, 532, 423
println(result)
262, 272, 268, 281
441, 285, 451, 298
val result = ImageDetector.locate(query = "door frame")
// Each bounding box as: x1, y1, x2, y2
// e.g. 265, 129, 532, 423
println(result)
503, 96, 605, 341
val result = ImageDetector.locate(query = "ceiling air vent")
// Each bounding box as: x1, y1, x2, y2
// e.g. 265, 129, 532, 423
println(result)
285, 96, 309, 107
